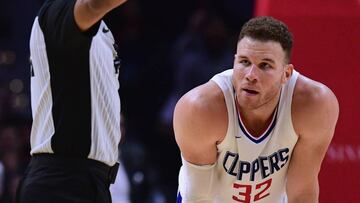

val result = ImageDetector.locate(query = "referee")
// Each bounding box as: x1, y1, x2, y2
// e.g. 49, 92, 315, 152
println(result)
16, 0, 127, 202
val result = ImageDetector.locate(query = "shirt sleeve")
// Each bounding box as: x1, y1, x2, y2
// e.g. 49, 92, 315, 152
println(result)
37, 0, 100, 44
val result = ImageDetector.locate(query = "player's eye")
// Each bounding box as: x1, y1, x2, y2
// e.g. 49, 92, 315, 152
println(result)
259, 62, 272, 70
240, 60, 251, 66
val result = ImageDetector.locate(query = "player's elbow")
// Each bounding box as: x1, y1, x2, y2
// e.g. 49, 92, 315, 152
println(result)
287, 184, 319, 203
288, 192, 318, 203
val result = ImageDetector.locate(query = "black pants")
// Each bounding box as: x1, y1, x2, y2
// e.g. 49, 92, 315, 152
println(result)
16, 154, 119, 203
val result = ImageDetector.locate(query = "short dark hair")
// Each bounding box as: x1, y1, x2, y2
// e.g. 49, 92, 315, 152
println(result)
239, 16, 293, 63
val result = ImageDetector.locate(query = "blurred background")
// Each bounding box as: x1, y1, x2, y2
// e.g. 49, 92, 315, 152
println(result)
0, 0, 359, 202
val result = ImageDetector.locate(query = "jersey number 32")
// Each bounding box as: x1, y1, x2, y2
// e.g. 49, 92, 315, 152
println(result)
232, 178, 272, 203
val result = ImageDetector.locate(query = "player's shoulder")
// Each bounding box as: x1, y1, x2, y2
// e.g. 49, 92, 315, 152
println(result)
292, 74, 339, 133
293, 74, 338, 110
176, 81, 226, 118
174, 81, 228, 136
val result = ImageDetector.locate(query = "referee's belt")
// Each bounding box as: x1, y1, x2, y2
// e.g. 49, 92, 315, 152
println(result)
31, 153, 120, 184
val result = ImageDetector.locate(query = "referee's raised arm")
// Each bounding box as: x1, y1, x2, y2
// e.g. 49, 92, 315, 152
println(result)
74, 0, 127, 31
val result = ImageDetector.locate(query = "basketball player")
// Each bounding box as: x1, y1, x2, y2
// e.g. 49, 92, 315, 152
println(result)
174, 16, 339, 203
17, 0, 127, 202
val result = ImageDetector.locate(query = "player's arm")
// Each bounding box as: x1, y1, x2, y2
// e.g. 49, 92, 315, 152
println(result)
287, 77, 339, 203
174, 81, 227, 165
173, 81, 227, 202
74, 0, 127, 31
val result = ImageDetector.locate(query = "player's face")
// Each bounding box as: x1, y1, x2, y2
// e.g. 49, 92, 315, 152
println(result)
232, 37, 292, 110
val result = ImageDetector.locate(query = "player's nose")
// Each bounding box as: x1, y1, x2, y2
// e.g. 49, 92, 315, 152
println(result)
245, 65, 258, 82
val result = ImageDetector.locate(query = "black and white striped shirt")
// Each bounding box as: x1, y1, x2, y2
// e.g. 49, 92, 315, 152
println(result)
29, 0, 121, 166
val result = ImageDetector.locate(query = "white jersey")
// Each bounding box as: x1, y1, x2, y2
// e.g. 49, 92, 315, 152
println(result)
29, 0, 121, 166
210, 69, 299, 203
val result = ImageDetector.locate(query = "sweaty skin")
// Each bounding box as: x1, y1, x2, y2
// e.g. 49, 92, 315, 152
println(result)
174, 37, 339, 203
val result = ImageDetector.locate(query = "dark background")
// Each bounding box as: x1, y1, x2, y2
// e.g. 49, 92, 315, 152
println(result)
0, 0, 359, 202
0, 0, 253, 202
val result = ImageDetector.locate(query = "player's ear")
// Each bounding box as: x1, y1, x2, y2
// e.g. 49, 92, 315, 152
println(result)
282, 64, 293, 84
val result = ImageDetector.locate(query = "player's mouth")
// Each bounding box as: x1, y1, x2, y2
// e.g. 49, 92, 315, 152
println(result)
242, 88, 259, 95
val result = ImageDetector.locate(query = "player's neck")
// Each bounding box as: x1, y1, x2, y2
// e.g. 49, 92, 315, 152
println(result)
238, 92, 280, 137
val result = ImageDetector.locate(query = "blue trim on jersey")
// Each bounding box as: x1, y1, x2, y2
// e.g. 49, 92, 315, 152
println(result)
234, 87, 281, 144
176, 192, 182, 203
237, 109, 278, 144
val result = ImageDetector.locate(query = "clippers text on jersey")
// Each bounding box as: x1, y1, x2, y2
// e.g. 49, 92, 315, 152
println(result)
223, 148, 289, 181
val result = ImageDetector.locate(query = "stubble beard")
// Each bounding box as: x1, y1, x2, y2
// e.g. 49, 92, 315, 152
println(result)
236, 85, 282, 112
